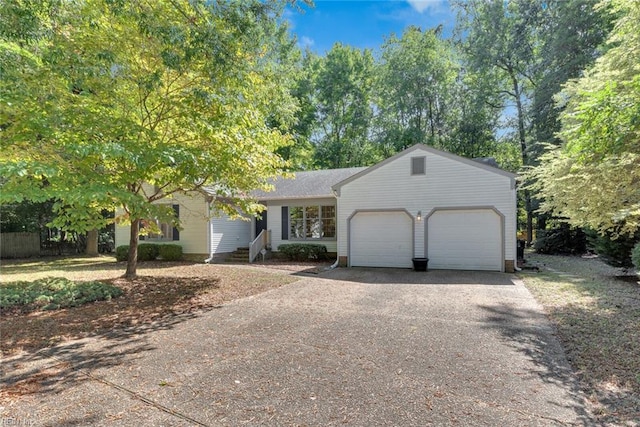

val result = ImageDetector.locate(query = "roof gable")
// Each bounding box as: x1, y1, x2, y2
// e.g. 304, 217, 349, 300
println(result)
332, 144, 517, 193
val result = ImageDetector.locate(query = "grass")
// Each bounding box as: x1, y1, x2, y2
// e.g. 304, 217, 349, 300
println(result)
1, 277, 123, 312
518, 253, 640, 425
0, 256, 298, 356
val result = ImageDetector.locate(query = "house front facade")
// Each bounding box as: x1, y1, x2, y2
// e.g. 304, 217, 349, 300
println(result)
115, 144, 518, 272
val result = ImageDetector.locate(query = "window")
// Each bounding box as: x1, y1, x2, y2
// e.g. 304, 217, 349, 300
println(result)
411, 156, 426, 175
287, 205, 336, 240
140, 204, 180, 241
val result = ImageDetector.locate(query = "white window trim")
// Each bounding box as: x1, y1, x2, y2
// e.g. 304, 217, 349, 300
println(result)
289, 204, 336, 241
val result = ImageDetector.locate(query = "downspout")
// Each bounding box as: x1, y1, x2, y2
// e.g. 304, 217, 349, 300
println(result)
204, 199, 214, 264
329, 185, 340, 270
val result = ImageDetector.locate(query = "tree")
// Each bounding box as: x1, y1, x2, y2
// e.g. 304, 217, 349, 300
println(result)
530, 0, 640, 237
0, 0, 298, 277
530, 0, 611, 148
375, 26, 459, 155
454, 0, 542, 244
311, 43, 378, 168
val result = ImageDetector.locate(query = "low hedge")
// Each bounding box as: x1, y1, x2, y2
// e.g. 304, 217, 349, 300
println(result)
278, 243, 328, 261
138, 243, 160, 261
0, 277, 123, 312
116, 243, 182, 261
632, 242, 640, 276
115, 245, 129, 262
159, 244, 183, 261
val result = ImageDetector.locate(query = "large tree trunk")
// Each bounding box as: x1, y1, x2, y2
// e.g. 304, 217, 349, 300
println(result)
124, 219, 140, 279
85, 229, 98, 256
511, 72, 533, 246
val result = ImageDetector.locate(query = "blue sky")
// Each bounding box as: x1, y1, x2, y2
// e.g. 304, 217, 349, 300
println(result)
286, 0, 456, 54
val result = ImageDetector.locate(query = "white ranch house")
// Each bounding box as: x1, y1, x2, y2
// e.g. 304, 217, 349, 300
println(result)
115, 144, 518, 272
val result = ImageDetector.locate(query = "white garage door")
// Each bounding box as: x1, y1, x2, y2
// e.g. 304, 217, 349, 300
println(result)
427, 209, 502, 271
350, 211, 413, 268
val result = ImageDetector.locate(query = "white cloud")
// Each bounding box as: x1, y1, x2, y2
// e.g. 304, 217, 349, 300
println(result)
300, 36, 315, 48
407, 0, 447, 14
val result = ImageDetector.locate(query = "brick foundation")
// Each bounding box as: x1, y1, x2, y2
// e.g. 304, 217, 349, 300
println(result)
504, 260, 515, 273
338, 256, 348, 267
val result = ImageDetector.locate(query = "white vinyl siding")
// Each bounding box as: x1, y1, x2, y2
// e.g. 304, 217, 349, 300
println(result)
115, 191, 210, 255
265, 198, 338, 253
210, 213, 251, 254
336, 147, 516, 267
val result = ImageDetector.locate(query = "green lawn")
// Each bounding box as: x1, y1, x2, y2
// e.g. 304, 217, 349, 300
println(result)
519, 253, 639, 425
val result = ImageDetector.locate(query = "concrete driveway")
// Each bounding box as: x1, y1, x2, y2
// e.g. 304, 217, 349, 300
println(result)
3, 268, 594, 426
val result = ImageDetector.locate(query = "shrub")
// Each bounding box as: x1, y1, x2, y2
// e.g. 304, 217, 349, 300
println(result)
116, 244, 161, 261
115, 245, 129, 261
159, 244, 183, 261
632, 242, 640, 276
0, 277, 123, 312
278, 243, 328, 261
137, 243, 160, 261
586, 229, 639, 269
533, 224, 587, 255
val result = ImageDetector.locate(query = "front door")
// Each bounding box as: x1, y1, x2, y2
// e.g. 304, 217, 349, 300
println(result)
255, 209, 267, 238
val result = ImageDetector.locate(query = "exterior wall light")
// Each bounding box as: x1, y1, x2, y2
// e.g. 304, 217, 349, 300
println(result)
417, 210, 422, 221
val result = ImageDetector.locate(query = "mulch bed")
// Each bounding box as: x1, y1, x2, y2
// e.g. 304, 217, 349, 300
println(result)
0, 264, 297, 357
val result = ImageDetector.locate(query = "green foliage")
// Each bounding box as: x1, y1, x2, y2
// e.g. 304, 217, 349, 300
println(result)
586, 229, 639, 269
531, 0, 611, 148
159, 244, 183, 261
376, 26, 460, 153
278, 243, 328, 261
530, 0, 640, 236
115, 245, 129, 262
137, 244, 160, 262
309, 44, 379, 168
0, 200, 54, 233
0, 0, 299, 277
533, 224, 587, 255
631, 242, 640, 274
0, 277, 123, 312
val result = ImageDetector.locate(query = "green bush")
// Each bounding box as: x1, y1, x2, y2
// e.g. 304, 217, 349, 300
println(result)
116, 244, 161, 261
632, 242, 640, 276
137, 243, 160, 261
586, 229, 639, 269
534, 224, 587, 255
115, 245, 129, 261
159, 244, 183, 261
0, 277, 123, 312
278, 243, 328, 261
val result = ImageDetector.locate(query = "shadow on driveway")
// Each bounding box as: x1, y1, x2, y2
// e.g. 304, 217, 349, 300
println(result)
479, 302, 595, 425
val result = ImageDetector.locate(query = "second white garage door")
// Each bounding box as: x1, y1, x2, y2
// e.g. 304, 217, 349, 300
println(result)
427, 209, 502, 271
350, 211, 413, 268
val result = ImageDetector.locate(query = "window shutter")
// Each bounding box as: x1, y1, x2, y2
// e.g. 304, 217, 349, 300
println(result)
281, 206, 289, 240
172, 204, 180, 241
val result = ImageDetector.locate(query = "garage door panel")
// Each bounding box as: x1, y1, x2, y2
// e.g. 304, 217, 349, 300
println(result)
350, 212, 413, 268
428, 209, 502, 271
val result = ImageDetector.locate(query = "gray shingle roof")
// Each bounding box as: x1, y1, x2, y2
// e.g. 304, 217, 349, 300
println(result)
252, 167, 367, 200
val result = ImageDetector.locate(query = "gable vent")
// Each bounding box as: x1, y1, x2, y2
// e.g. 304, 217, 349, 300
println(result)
411, 156, 426, 175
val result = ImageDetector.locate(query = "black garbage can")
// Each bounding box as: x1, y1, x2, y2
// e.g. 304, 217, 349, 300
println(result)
412, 257, 429, 271
517, 239, 525, 260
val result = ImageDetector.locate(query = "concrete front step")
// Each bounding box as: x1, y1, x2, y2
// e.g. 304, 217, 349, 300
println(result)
225, 248, 251, 263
